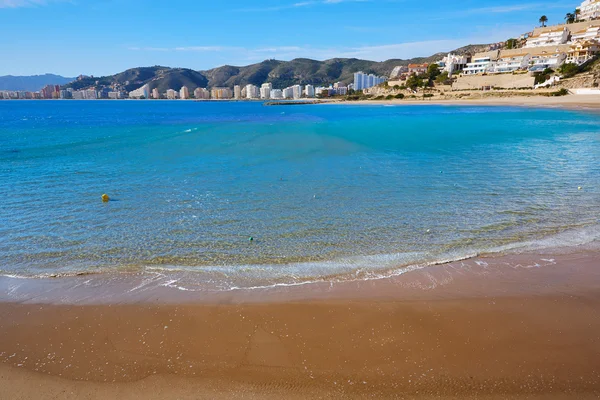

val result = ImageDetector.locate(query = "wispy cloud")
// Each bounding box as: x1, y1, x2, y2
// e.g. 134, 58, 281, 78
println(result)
452, 2, 567, 16
234, 0, 370, 12
128, 38, 480, 63
0, 0, 68, 8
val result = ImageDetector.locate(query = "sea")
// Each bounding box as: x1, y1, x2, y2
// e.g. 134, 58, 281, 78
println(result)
1, 100, 599, 291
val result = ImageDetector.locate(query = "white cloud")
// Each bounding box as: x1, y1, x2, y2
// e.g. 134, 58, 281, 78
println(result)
0, 0, 68, 8
128, 37, 501, 64
235, 0, 371, 12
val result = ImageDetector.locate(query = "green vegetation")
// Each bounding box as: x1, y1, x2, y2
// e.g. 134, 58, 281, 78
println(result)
426, 64, 441, 80
435, 72, 451, 85
533, 68, 554, 85
385, 95, 394, 100
505, 39, 518, 49
566, 9, 581, 24
539, 15, 548, 27
559, 63, 580, 78
406, 74, 423, 90
423, 93, 434, 98
544, 88, 570, 96
565, 12, 575, 24
394, 93, 405, 99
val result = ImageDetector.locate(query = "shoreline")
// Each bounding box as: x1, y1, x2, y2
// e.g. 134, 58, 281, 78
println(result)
322, 93, 600, 110
1, 248, 600, 399
0, 244, 598, 305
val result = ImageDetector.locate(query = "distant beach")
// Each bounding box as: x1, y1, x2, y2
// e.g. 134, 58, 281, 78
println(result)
327, 93, 600, 110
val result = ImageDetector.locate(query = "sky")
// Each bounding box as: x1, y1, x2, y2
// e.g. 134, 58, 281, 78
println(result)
0, 0, 579, 77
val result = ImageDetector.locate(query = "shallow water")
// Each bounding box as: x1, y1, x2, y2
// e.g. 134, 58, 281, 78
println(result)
1, 100, 599, 289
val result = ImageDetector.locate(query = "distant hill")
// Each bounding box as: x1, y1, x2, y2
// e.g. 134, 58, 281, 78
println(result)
60, 44, 493, 92
200, 44, 491, 88
63, 66, 208, 93
0, 74, 74, 91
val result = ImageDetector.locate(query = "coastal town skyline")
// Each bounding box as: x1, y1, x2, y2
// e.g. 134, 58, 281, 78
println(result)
0, 0, 583, 77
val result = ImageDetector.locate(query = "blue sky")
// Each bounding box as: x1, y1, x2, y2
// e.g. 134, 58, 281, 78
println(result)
1, 0, 578, 76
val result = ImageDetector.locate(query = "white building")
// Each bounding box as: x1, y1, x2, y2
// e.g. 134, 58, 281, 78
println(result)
463, 52, 498, 75
441, 53, 469, 75
84, 89, 98, 100
129, 84, 150, 99
291, 85, 303, 99
211, 87, 233, 99
524, 27, 569, 48
570, 25, 600, 42
270, 89, 283, 99
389, 65, 408, 79
529, 52, 567, 71
179, 86, 190, 100
336, 86, 348, 96
245, 84, 259, 99
234, 85, 241, 100
260, 83, 272, 99
579, 0, 600, 21
152, 88, 160, 99
567, 39, 600, 64
353, 71, 386, 90
491, 53, 531, 73
282, 87, 294, 99
194, 88, 210, 99
166, 89, 177, 99
108, 92, 122, 99
305, 84, 315, 97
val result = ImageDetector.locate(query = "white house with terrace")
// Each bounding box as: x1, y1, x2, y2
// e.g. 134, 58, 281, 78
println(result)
491, 53, 531, 73
570, 25, 600, 41
462, 51, 498, 75
567, 40, 600, 63
524, 27, 569, 48
579, 0, 600, 21
528, 52, 567, 71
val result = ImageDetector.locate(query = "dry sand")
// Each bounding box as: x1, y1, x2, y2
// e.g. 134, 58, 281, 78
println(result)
329, 94, 600, 109
1, 250, 600, 399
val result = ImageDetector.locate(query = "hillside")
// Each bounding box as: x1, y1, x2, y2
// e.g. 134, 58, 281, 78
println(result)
200, 44, 491, 88
60, 43, 492, 92
64, 66, 208, 92
0, 74, 74, 91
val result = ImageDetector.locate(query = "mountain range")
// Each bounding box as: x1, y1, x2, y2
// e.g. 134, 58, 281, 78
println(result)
0, 74, 75, 91
3, 44, 490, 93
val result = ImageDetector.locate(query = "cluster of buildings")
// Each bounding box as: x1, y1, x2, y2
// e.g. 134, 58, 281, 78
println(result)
1, 83, 127, 100
352, 71, 387, 90
440, 0, 600, 78
125, 81, 355, 100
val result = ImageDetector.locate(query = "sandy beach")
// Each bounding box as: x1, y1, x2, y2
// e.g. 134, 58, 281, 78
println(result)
328, 93, 600, 109
1, 249, 600, 399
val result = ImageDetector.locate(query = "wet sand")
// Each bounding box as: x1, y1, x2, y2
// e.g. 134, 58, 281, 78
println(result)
1, 250, 600, 399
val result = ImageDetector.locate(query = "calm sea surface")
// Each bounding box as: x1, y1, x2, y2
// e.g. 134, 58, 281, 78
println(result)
1, 100, 599, 289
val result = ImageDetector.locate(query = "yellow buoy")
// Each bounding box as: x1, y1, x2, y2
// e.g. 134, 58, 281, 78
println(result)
102, 194, 110, 202
578, 187, 582, 191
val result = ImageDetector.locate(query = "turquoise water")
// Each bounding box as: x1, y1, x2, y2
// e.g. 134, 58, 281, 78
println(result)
1, 100, 599, 289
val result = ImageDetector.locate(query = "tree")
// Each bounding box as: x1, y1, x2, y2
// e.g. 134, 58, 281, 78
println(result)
559, 63, 579, 78
406, 74, 423, 90
539, 15, 548, 27
435, 72, 451, 85
565, 12, 575, 24
426, 64, 441, 80
505, 38, 517, 49
575, 8, 581, 22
